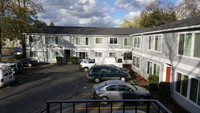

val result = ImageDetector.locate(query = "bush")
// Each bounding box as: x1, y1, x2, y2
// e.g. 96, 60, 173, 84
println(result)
159, 82, 170, 100
56, 56, 63, 65
71, 56, 78, 64
148, 75, 159, 92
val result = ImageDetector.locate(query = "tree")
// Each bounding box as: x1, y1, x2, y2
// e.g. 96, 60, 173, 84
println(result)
176, 0, 200, 20
120, 16, 141, 28
49, 22, 54, 26
139, 0, 177, 28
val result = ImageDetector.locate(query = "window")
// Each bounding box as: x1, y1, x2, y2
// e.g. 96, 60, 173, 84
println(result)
178, 33, 192, 56
76, 52, 88, 59
110, 38, 117, 44
189, 78, 200, 105
118, 85, 131, 91
194, 33, 200, 58
148, 35, 162, 52
29, 35, 39, 43
45, 36, 58, 44
175, 72, 188, 97
95, 52, 103, 57
46, 51, 58, 59
133, 56, 140, 69
76, 37, 89, 45
106, 85, 117, 91
147, 61, 160, 76
133, 36, 141, 48
95, 38, 103, 44
30, 51, 38, 57
124, 37, 133, 46
109, 52, 117, 58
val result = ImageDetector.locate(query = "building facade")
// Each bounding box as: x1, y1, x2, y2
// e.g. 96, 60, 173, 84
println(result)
26, 16, 200, 113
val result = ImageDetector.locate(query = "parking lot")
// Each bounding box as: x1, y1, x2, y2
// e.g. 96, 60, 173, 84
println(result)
0, 64, 159, 113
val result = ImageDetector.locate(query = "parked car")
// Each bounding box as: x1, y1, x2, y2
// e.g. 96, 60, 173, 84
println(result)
80, 57, 123, 72
20, 58, 37, 67
0, 60, 24, 74
87, 65, 131, 83
13, 47, 23, 55
0, 66, 15, 87
91, 80, 150, 105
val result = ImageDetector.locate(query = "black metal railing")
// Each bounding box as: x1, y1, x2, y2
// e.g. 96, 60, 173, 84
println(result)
41, 99, 172, 113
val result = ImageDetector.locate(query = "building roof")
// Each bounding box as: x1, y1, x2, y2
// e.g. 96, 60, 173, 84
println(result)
36, 15, 200, 36
36, 26, 150, 35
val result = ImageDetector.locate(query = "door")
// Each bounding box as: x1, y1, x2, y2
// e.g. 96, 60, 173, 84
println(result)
118, 85, 137, 99
166, 67, 171, 82
106, 85, 121, 100
106, 67, 122, 80
64, 50, 70, 63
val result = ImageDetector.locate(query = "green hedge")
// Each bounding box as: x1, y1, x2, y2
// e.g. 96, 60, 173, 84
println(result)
71, 56, 78, 64
148, 75, 159, 92
159, 82, 170, 100
56, 56, 63, 65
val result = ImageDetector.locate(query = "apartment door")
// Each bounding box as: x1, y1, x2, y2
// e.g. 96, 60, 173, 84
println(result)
166, 67, 171, 82
64, 50, 71, 63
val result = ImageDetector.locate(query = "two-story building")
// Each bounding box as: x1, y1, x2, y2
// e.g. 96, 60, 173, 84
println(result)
26, 15, 200, 113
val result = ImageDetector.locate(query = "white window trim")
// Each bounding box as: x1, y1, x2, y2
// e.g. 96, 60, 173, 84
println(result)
123, 37, 133, 47
76, 51, 89, 59
95, 51, 104, 58
94, 37, 104, 45
174, 70, 200, 108
45, 36, 59, 45
108, 52, 118, 58
146, 60, 161, 76
109, 37, 118, 45
132, 55, 141, 69
177, 31, 200, 60
147, 34, 163, 53
75, 37, 89, 46
30, 51, 38, 58
133, 36, 142, 49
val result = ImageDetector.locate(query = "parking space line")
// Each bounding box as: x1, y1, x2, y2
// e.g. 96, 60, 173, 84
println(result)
78, 106, 153, 110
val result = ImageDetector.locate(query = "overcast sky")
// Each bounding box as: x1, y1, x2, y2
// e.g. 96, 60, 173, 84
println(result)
38, 0, 182, 27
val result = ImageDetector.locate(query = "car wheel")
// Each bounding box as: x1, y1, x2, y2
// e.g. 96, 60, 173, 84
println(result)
120, 77, 126, 82
83, 67, 89, 72
94, 77, 100, 83
100, 96, 109, 105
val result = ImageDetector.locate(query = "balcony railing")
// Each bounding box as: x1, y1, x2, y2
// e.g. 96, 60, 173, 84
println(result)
41, 99, 172, 113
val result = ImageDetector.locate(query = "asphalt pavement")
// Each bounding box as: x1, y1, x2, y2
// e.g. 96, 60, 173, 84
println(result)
0, 64, 158, 113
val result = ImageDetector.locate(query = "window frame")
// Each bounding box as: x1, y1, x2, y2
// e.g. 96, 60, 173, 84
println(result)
45, 36, 58, 45
95, 37, 104, 45
147, 34, 162, 53
30, 51, 38, 58
133, 36, 142, 49
95, 52, 103, 58
109, 37, 118, 45
132, 55, 141, 69
75, 37, 89, 46
124, 37, 133, 47
177, 32, 200, 59
146, 61, 161, 76
29, 35, 39, 43
76, 52, 88, 59
108, 52, 117, 58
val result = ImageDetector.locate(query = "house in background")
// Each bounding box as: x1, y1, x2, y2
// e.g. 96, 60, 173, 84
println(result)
26, 15, 200, 113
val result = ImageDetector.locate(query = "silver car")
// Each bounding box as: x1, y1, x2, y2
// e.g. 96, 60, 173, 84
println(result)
91, 80, 150, 105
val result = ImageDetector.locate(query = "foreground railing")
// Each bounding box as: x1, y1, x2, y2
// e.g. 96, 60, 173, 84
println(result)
41, 99, 172, 113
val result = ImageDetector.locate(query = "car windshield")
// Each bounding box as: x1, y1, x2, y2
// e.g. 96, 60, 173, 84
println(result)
126, 83, 137, 91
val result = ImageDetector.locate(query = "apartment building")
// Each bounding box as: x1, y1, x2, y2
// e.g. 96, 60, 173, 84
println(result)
26, 15, 200, 113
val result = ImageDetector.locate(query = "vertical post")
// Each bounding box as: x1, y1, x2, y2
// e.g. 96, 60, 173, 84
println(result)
98, 102, 101, 113
73, 102, 75, 113
123, 102, 125, 113
110, 102, 113, 113
146, 101, 150, 113
47, 102, 50, 113
60, 103, 62, 113
86, 102, 88, 113
135, 102, 138, 113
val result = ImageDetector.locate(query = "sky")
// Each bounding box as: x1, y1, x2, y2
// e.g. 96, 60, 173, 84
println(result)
38, 0, 183, 27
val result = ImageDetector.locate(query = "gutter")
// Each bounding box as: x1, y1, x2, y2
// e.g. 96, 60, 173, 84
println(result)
129, 25, 200, 36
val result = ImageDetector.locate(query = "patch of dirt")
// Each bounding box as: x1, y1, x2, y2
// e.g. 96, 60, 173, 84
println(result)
129, 69, 148, 85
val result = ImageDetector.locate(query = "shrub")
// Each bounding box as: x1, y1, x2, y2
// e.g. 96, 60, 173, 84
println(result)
71, 56, 78, 64
159, 82, 170, 100
148, 75, 159, 92
56, 56, 63, 65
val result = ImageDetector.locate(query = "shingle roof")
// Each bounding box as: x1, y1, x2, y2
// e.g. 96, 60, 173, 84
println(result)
36, 26, 150, 35
36, 15, 200, 35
